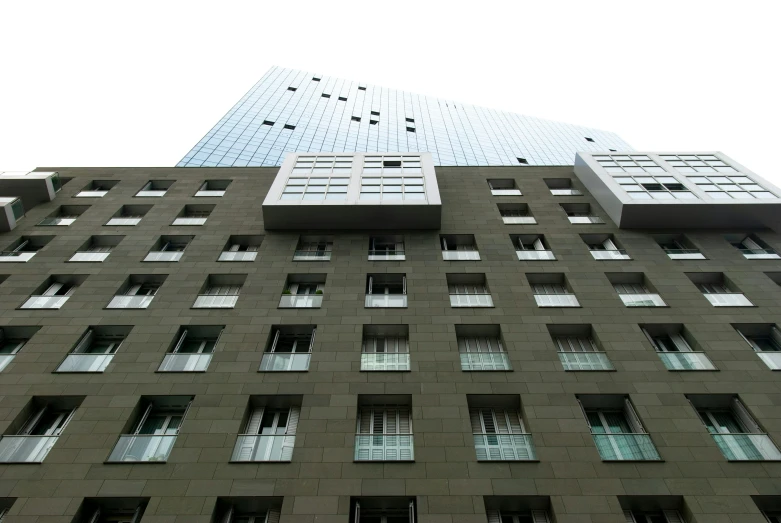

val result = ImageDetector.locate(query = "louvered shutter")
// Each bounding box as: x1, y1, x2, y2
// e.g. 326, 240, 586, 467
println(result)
86, 508, 101, 523
171, 330, 188, 354
742, 236, 762, 250
398, 408, 413, 460
624, 399, 645, 433
533, 237, 545, 251
772, 327, 781, 349
670, 333, 691, 352
603, 238, 618, 250
219, 505, 234, 523
55, 408, 76, 435
624, 510, 637, 523
266, 508, 281, 523
470, 408, 489, 461
485, 509, 501, 523
354, 501, 360, 523
731, 398, 761, 433
20, 407, 47, 435
280, 406, 300, 461
663, 510, 684, 523
531, 510, 550, 523
130, 506, 143, 523
42, 282, 64, 296
236, 407, 264, 461
409, 500, 415, 523
309, 328, 316, 352
73, 329, 95, 354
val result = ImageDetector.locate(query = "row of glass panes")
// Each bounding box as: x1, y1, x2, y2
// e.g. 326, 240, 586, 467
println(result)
363, 156, 421, 173
593, 154, 666, 173
685, 174, 775, 199
292, 156, 352, 173
281, 176, 349, 200
595, 153, 738, 174
360, 175, 425, 199
611, 175, 697, 200
660, 154, 737, 172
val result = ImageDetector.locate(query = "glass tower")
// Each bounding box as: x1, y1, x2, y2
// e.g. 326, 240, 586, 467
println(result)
178, 66, 632, 168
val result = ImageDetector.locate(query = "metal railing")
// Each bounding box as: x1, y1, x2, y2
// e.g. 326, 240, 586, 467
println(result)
657, 352, 715, 371
664, 248, 705, 260
460, 352, 511, 371
57, 354, 114, 373
711, 433, 781, 461
231, 434, 296, 462
592, 433, 661, 461
38, 217, 76, 226
590, 249, 631, 260
442, 250, 481, 261
365, 294, 407, 308
218, 251, 257, 262
20, 295, 70, 309
367, 250, 406, 261
568, 216, 604, 224
293, 250, 332, 261
516, 250, 555, 261
757, 352, 781, 370
502, 216, 537, 224
144, 251, 183, 262
449, 293, 493, 307
70, 251, 110, 262
106, 217, 141, 226
107, 434, 177, 462
739, 248, 780, 260
0, 251, 36, 262
354, 434, 414, 461
0, 435, 59, 463
259, 353, 311, 372
0, 355, 15, 372
193, 295, 238, 308
279, 294, 323, 308
703, 293, 753, 307
172, 217, 207, 226
534, 294, 580, 307
619, 293, 667, 307
361, 353, 411, 371
473, 433, 536, 461
558, 352, 614, 371
158, 353, 212, 372
107, 295, 153, 309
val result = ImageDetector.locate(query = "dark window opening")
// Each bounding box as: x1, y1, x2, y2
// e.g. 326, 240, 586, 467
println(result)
406, 127, 416, 133
642, 183, 664, 191
351, 116, 361, 122
664, 183, 686, 191
312, 77, 320, 81
517, 157, 528, 165
371, 111, 380, 116
358, 86, 367, 91
585, 137, 595, 142
284, 124, 295, 130
287, 87, 297, 92
609, 149, 617, 152
338, 96, 347, 101
405, 117, 414, 123
322, 93, 331, 98
262, 120, 274, 126
370, 120, 379, 125
383, 160, 402, 167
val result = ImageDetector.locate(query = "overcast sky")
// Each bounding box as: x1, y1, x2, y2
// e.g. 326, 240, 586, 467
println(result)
1, 1, 779, 184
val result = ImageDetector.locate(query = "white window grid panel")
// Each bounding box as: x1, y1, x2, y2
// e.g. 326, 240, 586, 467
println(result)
659, 154, 737, 173
360, 175, 426, 200
592, 154, 665, 173
282, 174, 350, 201
363, 155, 422, 174
684, 174, 776, 199
611, 175, 697, 201
292, 155, 353, 174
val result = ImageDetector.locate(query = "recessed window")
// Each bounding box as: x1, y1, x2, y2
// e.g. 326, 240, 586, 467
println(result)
642, 324, 716, 371
517, 157, 528, 164
370, 110, 380, 116
406, 127, 415, 132
338, 96, 347, 101
312, 77, 320, 81
528, 273, 579, 307
687, 272, 754, 307
366, 274, 407, 308
370, 119, 378, 125
585, 137, 595, 142
287, 87, 297, 92
405, 117, 414, 123
261, 326, 314, 372
593, 154, 665, 173
107, 396, 192, 462
362, 325, 410, 371
194, 274, 246, 309
76, 180, 117, 197
0, 396, 83, 463
21, 275, 87, 309
469, 396, 535, 460
447, 273, 493, 307
144, 235, 192, 262
458, 325, 510, 371
231, 398, 301, 461
611, 174, 697, 200
355, 395, 414, 461
545, 178, 582, 196
351, 116, 361, 122
262, 120, 274, 126
56, 326, 131, 373
0, 235, 52, 262
172, 204, 213, 226
70, 235, 123, 262
548, 324, 613, 371
686, 174, 775, 199
607, 272, 666, 307
487, 179, 521, 196
107, 275, 165, 309
158, 325, 223, 372
358, 86, 366, 91
136, 180, 173, 197
38, 205, 88, 226
283, 124, 295, 130
321, 93, 330, 98
578, 394, 661, 461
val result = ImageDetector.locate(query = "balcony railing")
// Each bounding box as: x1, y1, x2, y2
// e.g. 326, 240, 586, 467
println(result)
656, 352, 715, 371
711, 434, 781, 461
491, 188, 521, 196
368, 250, 406, 261
218, 251, 257, 262
592, 433, 661, 461
618, 293, 666, 307
0, 251, 36, 262
550, 189, 582, 196
136, 190, 167, 197
0, 435, 59, 463
107, 434, 177, 462
474, 433, 536, 461
20, 295, 70, 309
703, 293, 753, 307
568, 216, 604, 224
354, 434, 414, 461
293, 250, 331, 261
757, 352, 781, 370
0, 355, 15, 372
158, 353, 212, 372
558, 352, 614, 371
365, 294, 407, 308
144, 251, 183, 262
534, 294, 580, 307
38, 217, 76, 226
231, 434, 296, 462
107, 295, 153, 309
442, 250, 481, 261
106, 217, 141, 226
279, 294, 323, 308
57, 354, 114, 372
460, 352, 511, 371
516, 250, 555, 261
664, 248, 705, 260
195, 190, 226, 197
70, 252, 110, 262
361, 353, 411, 371
172, 217, 207, 226
739, 248, 780, 260
193, 295, 238, 308
502, 216, 537, 224
259, 353, 311, 372
449, 294, 493, 307
76, 190, 108, 197
590, 249, 631, 260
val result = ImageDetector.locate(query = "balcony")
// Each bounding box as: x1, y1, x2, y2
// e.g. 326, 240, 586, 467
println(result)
442, 250, 480, 261
516, 250, 555, 261
368, 250, 405, 261
619, 293, 666, 307
568, 216, 604, 224
590, 249, 631, 260
279, 294, 323, 308
502, 216, 537, 224
657, 352, 716, 371
365, 294, 407, 308
739, 248, 780, 260
107, 434, 177, 462
293, 250, 331, 261
231, 434, 296, 462
69, 252, 110, 262
218, 251, 257, 262
449, 294, 493, 307
57, 354, 114, 373
703, 293, 753, 307
558, 352, 614, 371
0, 435, 59, 463
193, 295, 238, 308
107, 295, 153, 309
158, 353, 212, 372
0, 251, 36, 262
20, 295, 70, 309
534, 294, 580, 307
592, 433, 661, 461
38, 217, 76, 226
711, 434, 781, 461
757, 352, 781, 370
361, 353, 411, 371
0, 355, 15, 372
460, 352, 511, 371
106, 217, 141, 226
144, 251, 183, 262
259, 353, 311, 371
354, 434, 414, 461
172, 217, 207, 226
473, 433, 536, 461
664, 248, 706, 260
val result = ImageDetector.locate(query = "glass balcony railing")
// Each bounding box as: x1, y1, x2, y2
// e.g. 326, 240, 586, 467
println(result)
757, 352, 781, 370
534, 294, 580, 307
460, 352, 511, 371
365, 294, 407, 308
568, 216, 604, 224
0, 355, 16, 372
107, 295, 153, 309
0, 251, 36, 262
259, 353, 311, 371
558, 352, 614, 371
739, 248, 780, 260
657, 352, 716, 371
550, 189, 582, 196
491, 188, 521, 196
592, 433, 661, 461
473, 433, 536, 461
231, 434, 296, 462
711, 433, 781, 461
516, 250, 555, 261
195, 190, 226, 197
136, 190, 167, 197
218, 251, 257, 262
38, 217, 76, 226
361, 353, 411, 371
368, 250, 405, 261
442, 250, 481, 261
618, 293, 666, 307
172, 217, 207, 226
144, 251, 183, 262
0, 435, 59, 463
293, 250, 331, 261
502, 216, 536, 224
703, 293, 753, 307
106, 217, 141, 226
69, 252, 110, 262
590, 249, 631, 260
76, 190, 108, 197
57, 354, 114, 372
107, 434, 177, 462
20, 295, 70, 309
158, 353, 212, 372
354, 434, 414, 461
193, 295, 238, 308
279, 294, 323, 308
449, 294, 493, 307
664, 248, 705, 260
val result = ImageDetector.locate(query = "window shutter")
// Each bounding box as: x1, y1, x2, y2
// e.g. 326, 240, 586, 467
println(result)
43, 282, 64, 296
670, 333, 692, 352
603, 238, 618, 250
134, 403, 153, 434
469, 408, 483, 433
246, 407, 264, 434
270, 330, 280, 353
663, 510, 684, 523
130, 506, 143, 523
731, 398, 762, 433
531, 510, 550, 523
309, 328, 316, 352
485, 510, 501, 523
742, 236, 762, 250
399, 408, 412, 434
266, 508, 281, 523
286, 406, 300, 435
86, 508, 101, 523
55, 408, 77, 436
771, 326, 781, 348
508, 409, 525, 433
623, 399, 645, 433
441, 237, 448, 250
533, 238, 545, 251
409, 500, 415, 523
354, 501, 360, 523
624, 510, 637, 523
235, 407, 264, 461
495, 409, 510, 434
171, 330, 188, 354
280, 406, 300, 461
20, 406, 47, 435
73, 329, 95, 354
358, 408, 372, 434
126, 284, 141, 296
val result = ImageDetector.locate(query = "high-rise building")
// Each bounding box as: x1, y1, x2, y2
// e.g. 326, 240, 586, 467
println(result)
0, 69, 780, 523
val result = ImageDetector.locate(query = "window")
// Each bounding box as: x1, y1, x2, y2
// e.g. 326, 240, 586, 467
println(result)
641, 324, 715, 371
0, 327, 38, 372
406, 127, 415, 132
135, 180, 173, 197
106, 205, 151, 226
592, 154, 665, 173
219, 235, 262, 262
107, 396, 192, 462
360, 155, 424, 200
561, 203, 604, 224
144, 235, 192, 262
623, 509, 684, 523
362, 325, 410, 371
0, 397, 80, 463
659, 153, 737, 173
528, 274, 579, 307
447, 274, 493, 307
76, 498, 149, 523
312, 77, 320, 81
287, 86, 297, 91
549, 325, 613, 371
727, 234, 779, 259
172, 204, 213, 225
38, 205, 88, 226
469, 397, 535, 461
487, 179, 521, 196
610, 173, 698, 201
159, 326, 222, 372
405, 117, 414, 123
352, 498, 415, 523
57, 326, 131, 373
607, 273, 666, 307
582, 234, 631, 260
21, 276, 85, 309
358, 86, 366, 91
282, 155, 352, 200
260, 326, 314, 372
352, 116, 361, 122
579, 395, 661, 461
283, 124, 295, 130
498, 203, 536, 224
368, 235, 405, 260
262, 120, 274, 126
516, 157, 528, 165
370, 119, 378, 125
458, 325, 510, 371
544, 178, 582, 196
735, 324, 781, 370
293, 236, 333, 260
231, 401, 299, 461
685, 174, 775, 199
322, 93, 331, 98
107, 275, 165, 309
339, 96, 347, 101
365, 274, 407, 308
355, 397, 414, 461
212, 499, 282, 523
441, 234, 480, 260
76, 180, 117, 197
194, 275, 245, 308
687, 272, 753, 307
585, 137, 595, 142
195, 180, 230, 197
0, 235, 52, 262
653, 234, 705, 260
70, 235, 123, 262
280, 274, 326, 308
370, 110, 379, 116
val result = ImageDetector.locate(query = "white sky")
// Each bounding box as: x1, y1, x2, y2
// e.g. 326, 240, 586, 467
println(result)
1, 0, 779, 183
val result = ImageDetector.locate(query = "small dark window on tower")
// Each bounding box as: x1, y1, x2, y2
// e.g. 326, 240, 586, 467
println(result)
287, 87, 297, 92
262, 120, 275, 126
322, 93, 331, 98
312, 77, 320, 82
609, 149, 617, 152
371, 111, 380, 116
338, 96, 347, 101
358, 86, 367, 91
284, 124, 296, 130
406, 127, 416, 133
585, 137, 595, 142
517, 157, 528, 165
370, 120, 379, 125
351, 116, 361, 122
383, 160, 402, 168
406, 117, 415, 123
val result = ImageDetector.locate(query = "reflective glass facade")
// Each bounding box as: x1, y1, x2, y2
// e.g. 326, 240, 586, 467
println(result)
178, 66, 632, 167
